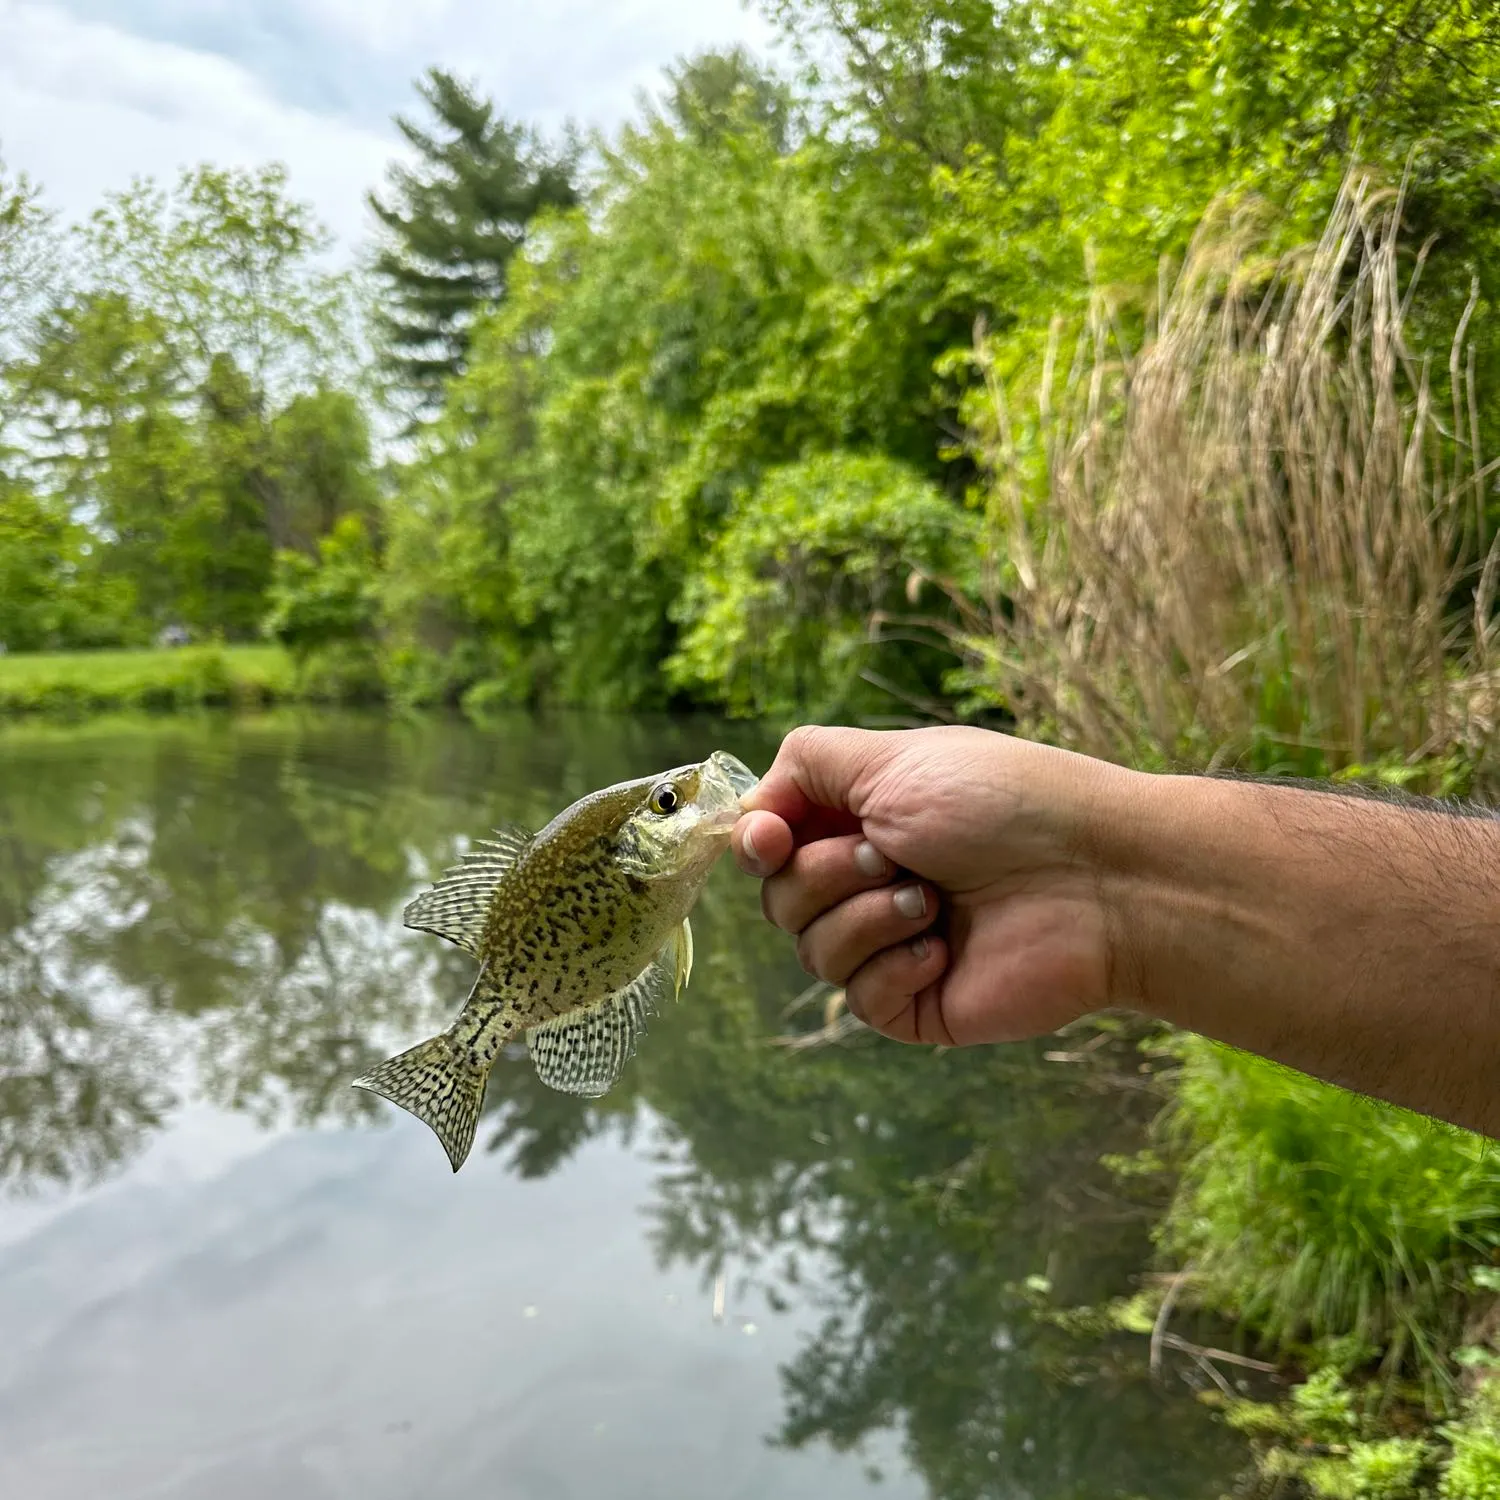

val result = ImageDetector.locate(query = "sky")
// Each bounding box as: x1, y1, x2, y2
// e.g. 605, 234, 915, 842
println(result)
0, 0, 778, 254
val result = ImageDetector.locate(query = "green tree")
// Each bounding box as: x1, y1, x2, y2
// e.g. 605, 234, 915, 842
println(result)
268, 388, 381, 556
664, 45, 796, 149
0, 152, 56, 369
765, 0, 1053, 168
368, 68, 577, 413
383, 60, 981, 714
265, 513, 384, 700
79, 163, 363, 556
20, 292, 215, 637
0, 481, 85, 651
13, 166, 376, 640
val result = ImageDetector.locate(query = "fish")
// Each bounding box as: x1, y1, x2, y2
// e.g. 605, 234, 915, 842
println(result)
353, 749, 760, 1172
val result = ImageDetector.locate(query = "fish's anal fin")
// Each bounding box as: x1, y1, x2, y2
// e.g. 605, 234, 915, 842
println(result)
674, 918, 693, 999
527, 944, 678, 1098
352, 1030, 488, 1172
403, 825, 531, 957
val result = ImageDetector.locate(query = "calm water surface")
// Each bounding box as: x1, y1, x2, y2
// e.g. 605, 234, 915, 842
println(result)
0, 711, 1247, 1500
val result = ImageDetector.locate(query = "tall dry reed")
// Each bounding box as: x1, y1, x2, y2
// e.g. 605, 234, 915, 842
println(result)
948, 170, 1500, 777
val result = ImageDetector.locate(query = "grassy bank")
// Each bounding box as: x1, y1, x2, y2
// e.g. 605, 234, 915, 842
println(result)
0, 645, 300, 716
1156, 1039, 1500, 1496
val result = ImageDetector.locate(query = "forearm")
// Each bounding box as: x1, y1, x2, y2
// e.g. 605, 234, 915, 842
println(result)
1098, 770, 1500, 1136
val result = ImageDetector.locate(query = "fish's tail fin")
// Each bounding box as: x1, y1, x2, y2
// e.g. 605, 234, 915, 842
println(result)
352, 1030, 488, 1173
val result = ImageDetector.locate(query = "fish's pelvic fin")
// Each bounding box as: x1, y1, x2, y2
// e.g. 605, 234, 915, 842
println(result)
674, 918, 693, 998
528, 943, 679, 1098
352, 1031, 489, 1172
403, 825, 531, 957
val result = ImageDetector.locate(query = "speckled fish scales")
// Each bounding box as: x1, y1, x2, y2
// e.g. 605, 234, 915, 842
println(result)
352, 751, 758, 1172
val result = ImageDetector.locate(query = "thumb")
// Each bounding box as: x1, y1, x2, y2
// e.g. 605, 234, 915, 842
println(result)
743, 726, 898, 828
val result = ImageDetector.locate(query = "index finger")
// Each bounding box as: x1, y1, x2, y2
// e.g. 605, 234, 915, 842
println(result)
732, 810, 794, 877
742, 725, 896, 828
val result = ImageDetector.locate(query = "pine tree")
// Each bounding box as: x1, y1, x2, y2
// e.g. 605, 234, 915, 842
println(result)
368, 69, 577, 412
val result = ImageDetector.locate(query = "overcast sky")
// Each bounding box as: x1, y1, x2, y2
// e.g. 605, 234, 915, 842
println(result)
0, 0, 777, 254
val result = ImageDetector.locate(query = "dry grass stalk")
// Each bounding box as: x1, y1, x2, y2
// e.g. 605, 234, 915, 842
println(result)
952, 169, 1500, 776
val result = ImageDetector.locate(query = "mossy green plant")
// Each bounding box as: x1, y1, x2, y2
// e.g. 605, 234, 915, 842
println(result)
1305, 1437, 1430, 1499
1157, 1036, 1500, 1398
1441, 1382, 1500, 1499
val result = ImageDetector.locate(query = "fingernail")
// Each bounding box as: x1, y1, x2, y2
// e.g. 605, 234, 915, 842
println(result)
894, 884, 926, 920
910, 937, 930, 961
741, 824, 765, 875
854, 840, 888, 878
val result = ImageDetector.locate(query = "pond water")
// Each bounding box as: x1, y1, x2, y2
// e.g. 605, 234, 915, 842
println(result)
0, 710, 1249, 1500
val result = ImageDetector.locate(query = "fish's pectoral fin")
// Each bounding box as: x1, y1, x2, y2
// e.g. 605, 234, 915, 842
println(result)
352, 1030, 489, 1172
527, 946, 677, 1098
673, 918, 693, 999
403, 824, 532, 957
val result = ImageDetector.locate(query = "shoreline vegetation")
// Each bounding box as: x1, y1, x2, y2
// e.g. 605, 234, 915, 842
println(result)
0, 645, 300, 717
7, 3, 1500, 1494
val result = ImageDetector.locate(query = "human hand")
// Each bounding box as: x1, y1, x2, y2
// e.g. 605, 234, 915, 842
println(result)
732, 725, 1133, 1046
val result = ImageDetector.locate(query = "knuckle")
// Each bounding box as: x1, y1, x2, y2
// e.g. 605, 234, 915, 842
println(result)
842, 980, 871, 1023
794, 930, 821, 978
761, 880, 791, 932
783, 724, 825, 758
762, 872, 806, 934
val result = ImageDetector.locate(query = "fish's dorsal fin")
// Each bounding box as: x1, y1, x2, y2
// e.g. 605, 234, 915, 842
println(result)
527, 936, 686, 1098
403, 825, 531, 957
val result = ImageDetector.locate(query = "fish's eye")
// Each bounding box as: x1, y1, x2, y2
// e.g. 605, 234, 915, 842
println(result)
648, 782, 680, 816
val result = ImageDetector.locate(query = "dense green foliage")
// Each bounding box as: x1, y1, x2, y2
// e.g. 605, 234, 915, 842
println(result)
0, 161, 375, 653
1159, 1038, 1500, 1391
376, 0, 1500, 721
7, 2, 1500, 716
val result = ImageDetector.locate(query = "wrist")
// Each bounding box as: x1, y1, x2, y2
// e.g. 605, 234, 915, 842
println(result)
1082, 767, 1289, 1027
1067, 758, 1500, 1135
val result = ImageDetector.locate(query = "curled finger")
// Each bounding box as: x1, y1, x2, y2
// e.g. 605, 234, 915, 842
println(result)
733, 810, 793, 878
794, 881, 937, 986
844, 935, 952, 1046
760, 833, 898, 936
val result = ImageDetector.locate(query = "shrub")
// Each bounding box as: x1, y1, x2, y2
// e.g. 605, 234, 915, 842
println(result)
1442, 1381, 1500, 1498
1158, 1036, 1500, 1395
264, 515, 380, 664
1306, 1436, 1430, 1499
946, 169, 1499, 785
668, 452, 971, 719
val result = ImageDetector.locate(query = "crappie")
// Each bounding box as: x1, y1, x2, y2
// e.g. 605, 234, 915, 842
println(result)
354, 750, 760, 1171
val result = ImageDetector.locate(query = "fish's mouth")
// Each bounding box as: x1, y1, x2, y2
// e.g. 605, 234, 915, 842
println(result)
699, 751, 760, 828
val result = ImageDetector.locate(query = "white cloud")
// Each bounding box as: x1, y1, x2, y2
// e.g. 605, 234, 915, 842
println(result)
448, 0, 779, 132
0, 0, 779, 256
0, 2, 399, 249
298, 0, 461, 55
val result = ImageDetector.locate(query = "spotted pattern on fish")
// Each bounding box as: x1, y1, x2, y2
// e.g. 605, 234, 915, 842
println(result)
352, 751, 758, 1171
352, 1029, 486, 1173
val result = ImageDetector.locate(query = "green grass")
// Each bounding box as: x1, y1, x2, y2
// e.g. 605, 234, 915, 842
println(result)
1157, 1035, 1500, 1401
0, 645, 299, 716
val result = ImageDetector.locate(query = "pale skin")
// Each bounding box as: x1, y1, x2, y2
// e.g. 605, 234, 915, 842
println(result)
730, 724, 1500, 1139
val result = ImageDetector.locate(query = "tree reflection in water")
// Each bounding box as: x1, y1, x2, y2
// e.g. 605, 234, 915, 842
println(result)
0, 711, 1245, 1498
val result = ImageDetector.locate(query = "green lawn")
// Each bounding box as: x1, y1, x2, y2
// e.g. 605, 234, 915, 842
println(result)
0, 645, 298, 716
